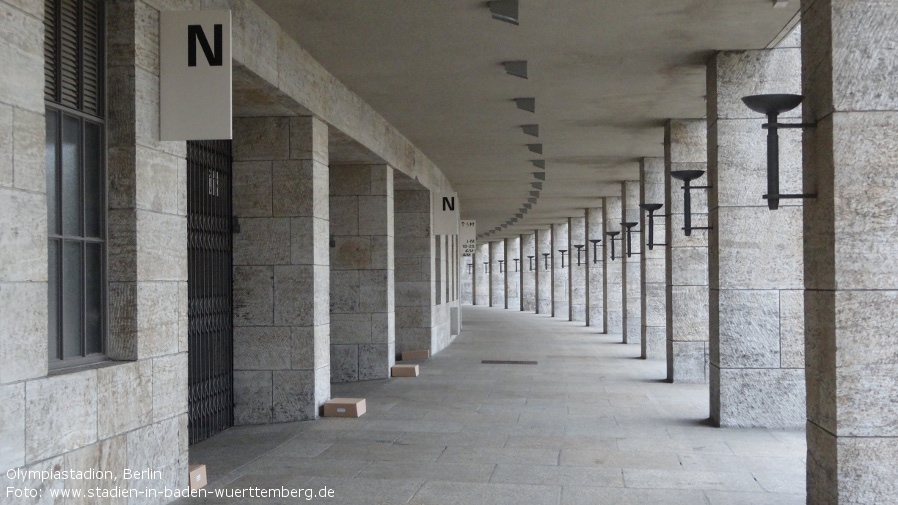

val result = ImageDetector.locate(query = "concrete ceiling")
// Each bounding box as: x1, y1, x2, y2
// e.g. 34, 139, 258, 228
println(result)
254, 0, 799, 240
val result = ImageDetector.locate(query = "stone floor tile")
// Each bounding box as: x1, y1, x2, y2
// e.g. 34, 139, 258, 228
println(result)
623, 468, 763, 492
409, 481, 560, 505
562, 486, 706, 505
358, 461, 496, 483
491, 464, 624, 487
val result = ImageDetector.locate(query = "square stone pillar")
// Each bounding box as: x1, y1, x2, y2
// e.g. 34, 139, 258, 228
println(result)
586, 207, 605, 329
232, 116, 330, 423
394, 173, 435, 356
603, 198, 623, 335
505, 237, 521, 309
521, 233, 537, 311
489, 240, 505, 307
622, 181, 642, 345
552, 222, 570, 319
460, 246, 474, 305
665, 119, 710, 383
329, 165, 395, 383
569, 215, 587, 322
474, 243, 489, 305
802, 1, 898, 502
535, 228, 553, 314
640, 158, 667, 359
708, 39, 805, 427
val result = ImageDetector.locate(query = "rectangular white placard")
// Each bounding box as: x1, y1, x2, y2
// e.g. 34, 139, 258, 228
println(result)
460, 220, 476, 257
433, 192, 459, 235
160, 10, 232, 140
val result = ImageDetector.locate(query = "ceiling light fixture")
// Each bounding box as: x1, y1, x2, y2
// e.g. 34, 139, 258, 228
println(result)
513, 98, 535, 113
527, 144, 543, 154
532, 172, 545, 181
502, 60, 527, 78
521, 124, 539, 136
531, 160, 545, 169
489, 0, 519, 25
530, 182, 542, 190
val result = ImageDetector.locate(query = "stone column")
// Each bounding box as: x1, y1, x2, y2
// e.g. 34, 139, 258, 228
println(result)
569, 215, 587, 322
640, 158, 667, 359
505, 237, 521, 309
328, 165, 395, 383
474, 243, 489, 305
232, 116, 330, 423
622, 181, 642, 345
707, 37, 805, 427
603, 198, 623, 335
394, 172, 435, 356
521, 233, 537, 311
552, 222, 570, 318
665, 119, 710, 383
586, 207, 604, 330
460, 246, 473, 305
489, 240, 505, 307
802, 2, 898, 502
536, 228, 552, 314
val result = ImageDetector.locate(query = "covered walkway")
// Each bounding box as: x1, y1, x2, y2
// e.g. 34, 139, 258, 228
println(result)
182, 306, 804, 504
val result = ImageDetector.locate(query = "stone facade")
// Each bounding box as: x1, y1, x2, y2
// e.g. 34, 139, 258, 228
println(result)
504, 237, 521, 310
535, 229, 553, 314
622, 181, 642, 345
473, 243, 489, 305
640, 158, 667, 359
569, 216, 587, 322
232, 116, 331, 422
707, 37, 805, 428
489, 240, 505, 307
603, 198, 624, 335
802, 1, 898, 502
329, 164, 395, 383
586, 208, 604, 329
552, 222, 570, 319
521, 233, 537, 311
665, 119, 710, 383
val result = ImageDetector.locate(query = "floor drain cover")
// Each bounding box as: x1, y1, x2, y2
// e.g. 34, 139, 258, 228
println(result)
481, 360, 538, 365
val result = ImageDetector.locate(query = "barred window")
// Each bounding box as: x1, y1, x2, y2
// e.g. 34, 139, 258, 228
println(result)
45, 0, 106, 365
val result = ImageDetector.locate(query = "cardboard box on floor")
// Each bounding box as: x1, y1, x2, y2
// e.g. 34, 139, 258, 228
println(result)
323, 398, 366, 418
401, 350, 430, 360
188, 465, 207, 490
391, 364, 419, 377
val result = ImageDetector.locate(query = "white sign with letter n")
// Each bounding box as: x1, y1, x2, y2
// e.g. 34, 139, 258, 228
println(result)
433, 192, 459, 235
160, 10, 232, 141
460, 220, 476, 257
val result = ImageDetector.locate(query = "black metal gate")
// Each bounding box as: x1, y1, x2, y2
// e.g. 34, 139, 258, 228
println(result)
187, 140, 234, 445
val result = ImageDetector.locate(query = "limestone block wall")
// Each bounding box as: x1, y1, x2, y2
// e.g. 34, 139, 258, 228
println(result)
801, 3, 898, 501
0, 0, 186, 499
232, 116, 331, 422
536, 229, 553, 314
329, 165, 395, 383
640, 158, 667, 359
521, 233, 537, 311
489, 241, 505, 307
474, 243, 489, 305
622, 181, 642, 344
460, 246, 474, 305
603, 198, 624, 334
394, 172, 436, 356
569, 216, 587, 322
586, 208, 604, 329
707, 42, 805, 428
665, 119, 710, 383
552, 222, 570, 319
505, 237, 521, 310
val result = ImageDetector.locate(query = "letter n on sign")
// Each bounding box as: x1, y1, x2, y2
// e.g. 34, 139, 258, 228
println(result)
433, 192, 459, 235
160, 10, 232, 140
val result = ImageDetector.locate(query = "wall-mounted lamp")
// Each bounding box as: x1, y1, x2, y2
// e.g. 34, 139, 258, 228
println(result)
542, 253, 550, 271
513, 258, 519, 272
670, 170, 712, 236
498, 259, 505, 273
621, 222, 640, 258
605, 231, 620, 261
467, 263, 473, 274
527, 255, 535, 271
483, 262, 489, 274
589, 239, 601, 263
558, 249, 568, 268
574, 244, 585, 266
741, 94, 817, 210
638, 203, 667, 250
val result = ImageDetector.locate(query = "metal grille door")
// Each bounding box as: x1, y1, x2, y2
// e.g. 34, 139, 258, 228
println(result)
187, 140, 234, 444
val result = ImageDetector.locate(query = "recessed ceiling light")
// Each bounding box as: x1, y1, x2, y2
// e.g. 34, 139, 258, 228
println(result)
528, 197, 537, 204
515, 213, 524, 219
532, 172, 546, 181
521, 124, 538, 136
489, 0, 519, 25
503, 61, 528, 79
530, 191, 540, 197
531, 160, 545, 169
530, 182, 542, 190
527, 144, 543, 154
513, 98, 535, 113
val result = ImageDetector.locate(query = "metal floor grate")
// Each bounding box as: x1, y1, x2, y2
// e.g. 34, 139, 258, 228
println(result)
481, 360, 539, 365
